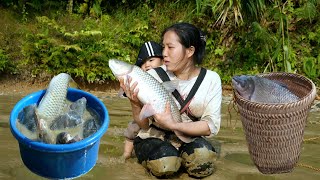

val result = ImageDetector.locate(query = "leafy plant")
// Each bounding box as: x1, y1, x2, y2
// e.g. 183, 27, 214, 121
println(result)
1, 0, 320, 87
303, 56, 320, 80
21, 16, 132, 82
0, 50, 9, 72
0, 49, 16, 74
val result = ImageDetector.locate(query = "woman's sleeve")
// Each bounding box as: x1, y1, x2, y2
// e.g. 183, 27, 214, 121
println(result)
201, 72, 222, 136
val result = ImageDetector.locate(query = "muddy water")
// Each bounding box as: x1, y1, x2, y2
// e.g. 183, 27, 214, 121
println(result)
0, 93, 320, 180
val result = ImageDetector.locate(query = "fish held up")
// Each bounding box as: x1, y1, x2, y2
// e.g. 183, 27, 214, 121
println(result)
232, 75, 299, 103
108, 59, 192, 143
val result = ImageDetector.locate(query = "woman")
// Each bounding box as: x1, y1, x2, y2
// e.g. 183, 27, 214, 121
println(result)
120, 22, 222, 178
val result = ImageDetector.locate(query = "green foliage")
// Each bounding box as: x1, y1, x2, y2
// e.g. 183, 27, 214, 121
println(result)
77, 0, 103, 18
303, 56, 320, 81
0, 49, 16, 74
19, 1, 195, 82
1, 0, 320, 87
211, 0, 244, 27
295, 0, 318, 23
0, 50, 9, 72
198, 0, 319, 85
21, 16, 132, 82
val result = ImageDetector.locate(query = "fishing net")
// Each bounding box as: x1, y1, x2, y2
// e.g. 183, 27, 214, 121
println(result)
233, 72, 317, 174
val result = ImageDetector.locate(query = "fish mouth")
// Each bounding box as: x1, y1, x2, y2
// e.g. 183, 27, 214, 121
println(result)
232, 75, 250, 88
232, 76, 242, 87
232, 76, 241, 82
108, 59, 133, 77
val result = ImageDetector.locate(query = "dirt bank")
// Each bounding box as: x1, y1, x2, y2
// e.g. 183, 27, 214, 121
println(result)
0, 74, 119, 96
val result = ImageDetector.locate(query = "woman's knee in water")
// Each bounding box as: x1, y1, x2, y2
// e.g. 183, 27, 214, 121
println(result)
134, 137, 182, 177
179, 137, 218, 178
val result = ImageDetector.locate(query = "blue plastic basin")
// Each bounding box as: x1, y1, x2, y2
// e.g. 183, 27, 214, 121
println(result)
9, 88, 109, 179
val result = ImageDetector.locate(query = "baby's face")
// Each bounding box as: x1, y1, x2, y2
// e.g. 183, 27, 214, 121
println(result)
141, 57, 163, 71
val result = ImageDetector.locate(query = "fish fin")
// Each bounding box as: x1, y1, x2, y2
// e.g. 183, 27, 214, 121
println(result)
161, 80, 179, 93
174, 130, 193, 143
139, 103, 156, 120
69, 77, 79, 89
34, 109, 41, 128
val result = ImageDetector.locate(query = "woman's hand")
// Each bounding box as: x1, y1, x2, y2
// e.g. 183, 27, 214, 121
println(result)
153, 102, 178, 131
154, 102, 211, 136
119, 76, 149, 129
119, 76, 140, 108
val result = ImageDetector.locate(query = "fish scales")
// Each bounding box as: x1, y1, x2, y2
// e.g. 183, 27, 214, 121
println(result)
37, 73, 71, 120
251, 76, 298, 103
131, 66, 181, 122
232, 75, 299, 103
108, 59, 191, 142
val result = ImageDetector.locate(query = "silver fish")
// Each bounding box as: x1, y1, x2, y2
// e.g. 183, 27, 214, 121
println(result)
232, 75, 299, 103
37, 73, 72, 120
49, 97, 87, 130
35, 73, 73, 144
108, 59, 192, 143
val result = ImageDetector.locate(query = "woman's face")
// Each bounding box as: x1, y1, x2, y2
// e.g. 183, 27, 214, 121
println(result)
162, 30, 190, 73
141, 57, 163, 71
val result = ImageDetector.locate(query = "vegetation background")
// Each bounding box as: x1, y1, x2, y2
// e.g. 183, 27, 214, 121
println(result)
0, 0, 319, 88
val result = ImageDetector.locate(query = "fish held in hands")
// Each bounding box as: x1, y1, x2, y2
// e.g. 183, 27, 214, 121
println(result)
108, 59, 192, 143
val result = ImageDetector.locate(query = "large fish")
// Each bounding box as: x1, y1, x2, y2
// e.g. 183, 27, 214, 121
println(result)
37, 73, 72, 120
108, 59, 192, 143
232, 75, 299, 103
35, 73, 73, 143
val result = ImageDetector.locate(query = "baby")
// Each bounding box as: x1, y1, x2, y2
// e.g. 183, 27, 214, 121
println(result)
123, 41, 163, 159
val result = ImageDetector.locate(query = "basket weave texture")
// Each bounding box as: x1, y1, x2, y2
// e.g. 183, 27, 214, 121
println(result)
233, 72, 317, 174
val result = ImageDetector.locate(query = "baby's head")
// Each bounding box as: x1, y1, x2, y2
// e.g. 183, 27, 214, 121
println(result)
136, 41, 163, 71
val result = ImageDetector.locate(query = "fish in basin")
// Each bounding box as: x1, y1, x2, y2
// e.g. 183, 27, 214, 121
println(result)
34, 73, 74, 144
17, 73, 101, 144
56, 132, 82, 144
36, 73, 72, 121
83, 118, 101, 139
50, 97, 87, 130
18, 104, 37, 132
17, 73, 72, 143
232, 75, 299, 103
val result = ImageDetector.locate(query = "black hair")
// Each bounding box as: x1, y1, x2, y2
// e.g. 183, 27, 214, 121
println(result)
161, 22, 206, 65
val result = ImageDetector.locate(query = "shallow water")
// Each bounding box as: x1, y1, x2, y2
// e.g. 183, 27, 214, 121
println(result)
1, 94, 320, 180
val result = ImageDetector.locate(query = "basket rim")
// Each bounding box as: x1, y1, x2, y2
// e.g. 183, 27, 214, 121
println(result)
232, 72, 317, 106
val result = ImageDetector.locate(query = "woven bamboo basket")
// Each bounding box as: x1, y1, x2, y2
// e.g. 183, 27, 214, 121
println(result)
233, 72, 317, 174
